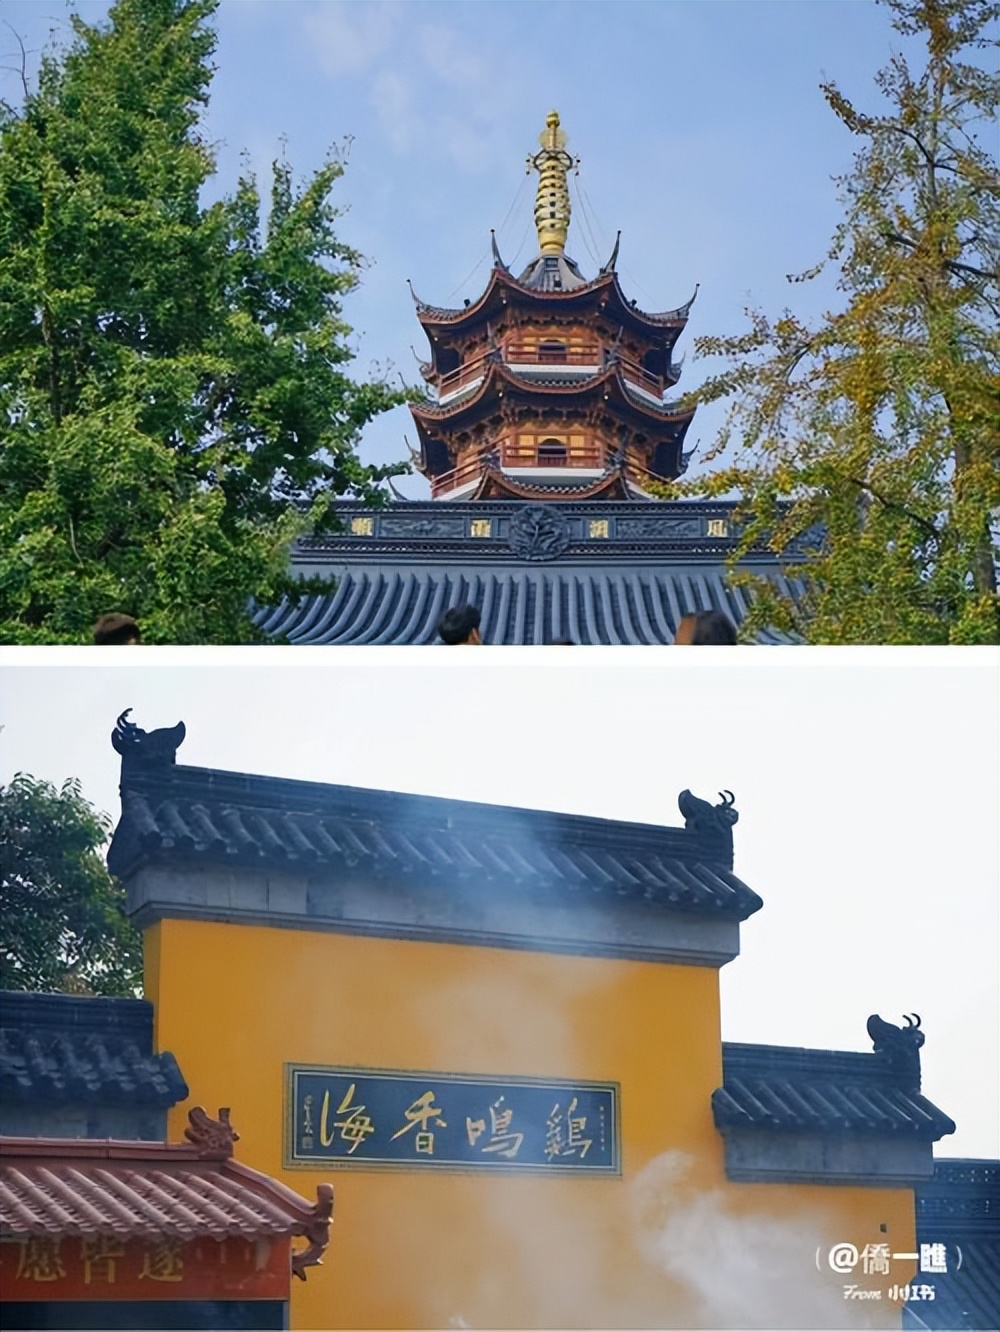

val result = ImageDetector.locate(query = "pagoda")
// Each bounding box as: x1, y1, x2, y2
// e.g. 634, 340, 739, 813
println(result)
255, 113, 807, 644
409, 110, 697, 502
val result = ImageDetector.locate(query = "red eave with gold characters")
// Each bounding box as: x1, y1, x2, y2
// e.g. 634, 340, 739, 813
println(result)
0, 1106, 333, 1305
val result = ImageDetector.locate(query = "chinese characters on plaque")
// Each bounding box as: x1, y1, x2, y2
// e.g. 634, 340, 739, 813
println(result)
2, 1236, 289, 1302
287, 1066, 620, 1174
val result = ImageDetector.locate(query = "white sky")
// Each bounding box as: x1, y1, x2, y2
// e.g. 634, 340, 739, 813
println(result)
2, 647, 997, 1159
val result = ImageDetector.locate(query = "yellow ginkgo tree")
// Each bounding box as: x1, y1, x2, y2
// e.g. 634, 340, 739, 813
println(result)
677, 0, 998, 643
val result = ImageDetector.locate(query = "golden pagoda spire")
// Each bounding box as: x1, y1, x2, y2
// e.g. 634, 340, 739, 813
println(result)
528, 110, 577, 255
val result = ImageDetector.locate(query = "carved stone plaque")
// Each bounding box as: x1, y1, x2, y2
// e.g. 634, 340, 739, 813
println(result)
379, 516, 466, 538
508, 505, 572, 561
615, 517, 704, 539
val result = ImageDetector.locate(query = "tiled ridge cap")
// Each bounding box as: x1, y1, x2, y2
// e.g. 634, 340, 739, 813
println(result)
0, 990, 151, 1034
0, 1136, 221, 1163
119, 763, 732, 857
317, 498, 744, 514
716, 1041, 957, 1141
723, 1041, 893, 1080
918, 1156, 1000, 1197
0, 992, 189, 1108
924, 1157, 999, 1184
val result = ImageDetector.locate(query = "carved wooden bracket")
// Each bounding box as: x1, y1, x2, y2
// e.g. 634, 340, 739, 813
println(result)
292, 1184, 335, 1281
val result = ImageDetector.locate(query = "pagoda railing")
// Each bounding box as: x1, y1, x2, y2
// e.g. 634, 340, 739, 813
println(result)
437, 358, 489, 398
434, 349, 667, 400
506, 345, 665, 398
504, 342, 602, 367
503, 445, 605, 470
429, 453, 491, 497
619, 359, 669, 398
429, 447, 610, 497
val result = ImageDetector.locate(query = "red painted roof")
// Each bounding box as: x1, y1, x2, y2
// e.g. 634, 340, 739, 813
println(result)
0, 1136, 323, 1244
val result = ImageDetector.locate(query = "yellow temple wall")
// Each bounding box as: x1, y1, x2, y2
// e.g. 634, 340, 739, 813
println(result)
147, 916, 913, 1330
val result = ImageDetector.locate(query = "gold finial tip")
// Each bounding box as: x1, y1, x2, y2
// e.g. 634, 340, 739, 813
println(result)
530, 110, 572, 255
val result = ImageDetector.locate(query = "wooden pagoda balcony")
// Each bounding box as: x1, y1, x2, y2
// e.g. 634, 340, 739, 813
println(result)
504, 342, 602, 367
434, 348, 666, 401
503, 445, 605, 469
429, 446, 608, 498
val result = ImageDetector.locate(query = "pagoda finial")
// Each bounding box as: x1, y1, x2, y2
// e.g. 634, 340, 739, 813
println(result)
527, 110, 577, 256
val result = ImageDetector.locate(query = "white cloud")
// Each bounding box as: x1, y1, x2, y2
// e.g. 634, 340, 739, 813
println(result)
302, 0, 400, 76
298, 4, 534, 178
415, 21, 489, 90
370, 68, 419, 154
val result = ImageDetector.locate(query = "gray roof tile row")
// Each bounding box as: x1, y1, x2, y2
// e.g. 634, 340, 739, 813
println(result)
716, 1043, 956, 1139
255, 567, 801, 645
0, 993, 188, 1108
107, 766, 760, 924
912, 1160, 999, 1330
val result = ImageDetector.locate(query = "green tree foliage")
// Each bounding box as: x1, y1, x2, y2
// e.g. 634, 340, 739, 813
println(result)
676, 0, 999, 643
0, 773, 142, 995
0, 0, 407, 643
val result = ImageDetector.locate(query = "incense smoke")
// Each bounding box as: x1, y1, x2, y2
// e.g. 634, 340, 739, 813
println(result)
629, 1151, 887, 1330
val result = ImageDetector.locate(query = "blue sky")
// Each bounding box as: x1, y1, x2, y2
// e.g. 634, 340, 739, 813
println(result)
3, 0, 918, 492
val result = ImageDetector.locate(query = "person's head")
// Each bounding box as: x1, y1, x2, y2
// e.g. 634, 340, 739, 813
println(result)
438, 604, 482, 645
674, 611, 737, 645
93, 613, 141, 645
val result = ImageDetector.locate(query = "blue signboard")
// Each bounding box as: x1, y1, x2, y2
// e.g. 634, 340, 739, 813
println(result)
286, 1065, 620, 1175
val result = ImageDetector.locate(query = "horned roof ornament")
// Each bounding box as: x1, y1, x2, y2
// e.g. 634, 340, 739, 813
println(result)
867, 1013, 925, 1089
112, 708, 186, 770
677, 789, 739, 836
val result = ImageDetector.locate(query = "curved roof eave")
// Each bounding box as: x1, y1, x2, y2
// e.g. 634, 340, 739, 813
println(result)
411, 361, 695, 429
469, 468, 636, 502
413, 266, 619, 330
412, 269, 698, 343
606, 276, 700, 329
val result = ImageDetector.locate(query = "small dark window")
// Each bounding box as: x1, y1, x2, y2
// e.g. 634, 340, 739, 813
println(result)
537, 340, 567, 363
537, 439, 568, 466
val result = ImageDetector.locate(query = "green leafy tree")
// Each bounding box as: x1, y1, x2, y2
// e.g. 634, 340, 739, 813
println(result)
0, 773, 142, 995
675, 0, 999, 643
0, 0, 407, 644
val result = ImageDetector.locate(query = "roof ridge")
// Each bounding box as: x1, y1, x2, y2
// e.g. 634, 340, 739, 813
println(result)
119, 764, 730, 847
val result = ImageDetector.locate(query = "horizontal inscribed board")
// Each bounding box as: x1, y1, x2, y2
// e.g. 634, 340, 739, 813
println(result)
286, 1065, 620, 1175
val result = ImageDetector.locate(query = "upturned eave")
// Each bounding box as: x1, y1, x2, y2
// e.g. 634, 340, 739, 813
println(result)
413, 267, 695, 353
410, 360, 696, 429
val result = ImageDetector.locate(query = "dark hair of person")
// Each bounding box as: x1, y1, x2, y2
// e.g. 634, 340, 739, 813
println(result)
93, 613, 141, 645
550, 638, 576, 645
681, 610, 738, 645
438, 604, 482, 645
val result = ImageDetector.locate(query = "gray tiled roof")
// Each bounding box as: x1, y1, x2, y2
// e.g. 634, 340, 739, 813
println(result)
715, 1042, 957, 1140
515, 251, 590, 292
0, 992, 188, 1108
257, 498, 810, 645
911, 1160, 999, 1330
256, 566, 801, 645
107, 765, 760, 923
